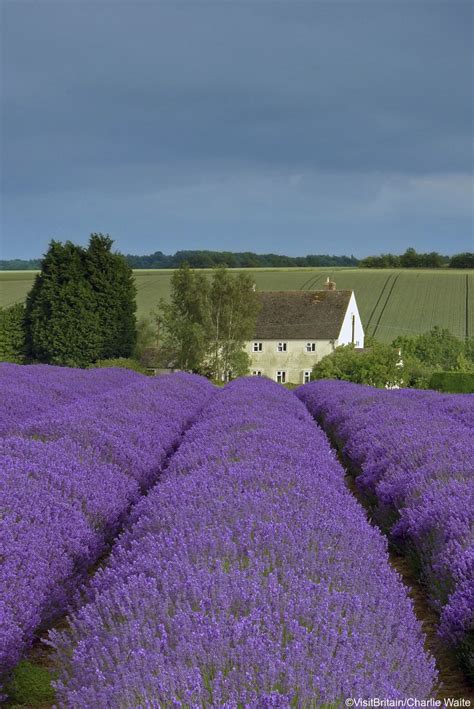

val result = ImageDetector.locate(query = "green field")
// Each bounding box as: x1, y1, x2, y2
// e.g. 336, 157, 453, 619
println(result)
1, 268, 472, 342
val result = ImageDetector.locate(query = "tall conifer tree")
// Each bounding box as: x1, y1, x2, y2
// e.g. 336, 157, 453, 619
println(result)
0, 303, 26, 362
24, 240, 101, 366
24, 235, 136, 366
87, 234, 137, 358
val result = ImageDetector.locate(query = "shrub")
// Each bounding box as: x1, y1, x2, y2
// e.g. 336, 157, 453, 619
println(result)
91, 357, 149, 374
429, 371, 474, 394
312, 342, 403, 388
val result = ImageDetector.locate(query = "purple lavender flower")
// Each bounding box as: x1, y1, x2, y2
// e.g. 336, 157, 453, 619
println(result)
296, 379, 473, 679
0, 366, 213, 682
50, 377, 436, 705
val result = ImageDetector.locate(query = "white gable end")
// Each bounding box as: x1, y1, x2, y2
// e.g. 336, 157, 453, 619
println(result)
336, 292, 365, 347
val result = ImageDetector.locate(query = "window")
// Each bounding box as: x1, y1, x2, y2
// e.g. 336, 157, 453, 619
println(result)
252, 342, 263, 352
276, 371, 286, 384
303, 370, 311, 384
277, 342, 287, 352
252, 370, 262, 376
306, 342, 316, 352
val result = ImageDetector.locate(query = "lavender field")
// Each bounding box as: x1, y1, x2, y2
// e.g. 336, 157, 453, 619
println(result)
1, 365, 473, 704
297, 381, 474, 683
0, 364, 213, 693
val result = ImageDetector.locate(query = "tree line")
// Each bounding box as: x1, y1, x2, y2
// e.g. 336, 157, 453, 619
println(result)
124, 250, 359, 269
359, 248, 473, 269
0, 250, 359, 270
2, 247, 472, 271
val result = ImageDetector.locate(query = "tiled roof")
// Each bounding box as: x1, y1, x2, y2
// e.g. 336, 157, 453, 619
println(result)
254, 290, 352, 339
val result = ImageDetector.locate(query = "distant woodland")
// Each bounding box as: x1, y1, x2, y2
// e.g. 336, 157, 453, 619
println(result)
1, 250, 358, 270
1, 247, 472, 271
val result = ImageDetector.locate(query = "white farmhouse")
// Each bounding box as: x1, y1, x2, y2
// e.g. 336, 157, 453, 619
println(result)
246, 282, 364, 384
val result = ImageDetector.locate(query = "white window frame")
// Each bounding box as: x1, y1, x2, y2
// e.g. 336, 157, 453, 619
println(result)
252, 342, 263, 352
303, 370, 312, 384
305, 342, 316, 352
252, 370, 262, 376
276, 370, 287, 384
277, 342, 287, 352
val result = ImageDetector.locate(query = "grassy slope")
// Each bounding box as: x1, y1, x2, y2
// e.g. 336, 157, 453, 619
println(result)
1, 268, 471, 342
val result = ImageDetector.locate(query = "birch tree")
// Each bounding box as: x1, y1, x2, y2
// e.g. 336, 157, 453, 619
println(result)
157, 265, 258, 379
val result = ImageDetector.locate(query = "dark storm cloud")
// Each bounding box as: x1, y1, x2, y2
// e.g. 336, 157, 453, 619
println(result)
1, 1, 472, 257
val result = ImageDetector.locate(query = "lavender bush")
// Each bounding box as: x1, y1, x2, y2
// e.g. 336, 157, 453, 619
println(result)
0, 362, 144, 436
296, 380, 474, 679
50, 377, 436, 705
0, 367, 213, 683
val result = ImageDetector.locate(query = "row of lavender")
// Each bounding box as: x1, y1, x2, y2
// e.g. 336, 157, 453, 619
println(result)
0, 364, 214, 685
49, 377, 436, 705
296, 380, 474, 680
0, 362, 145, 435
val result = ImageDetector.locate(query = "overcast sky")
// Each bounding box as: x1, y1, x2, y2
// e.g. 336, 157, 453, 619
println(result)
1, 0, 473, 260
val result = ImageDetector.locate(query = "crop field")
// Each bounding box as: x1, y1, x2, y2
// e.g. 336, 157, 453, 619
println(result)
1, 268, 472, 342
1, 364, 473, 704
298, 380, 474, 685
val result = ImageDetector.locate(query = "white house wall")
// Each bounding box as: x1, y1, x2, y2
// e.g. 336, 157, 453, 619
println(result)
337, 292, 365, 348
246, 339, 335, 384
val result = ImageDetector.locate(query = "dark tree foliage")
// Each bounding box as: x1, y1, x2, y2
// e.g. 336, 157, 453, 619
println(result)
5, 247, 471, 270
449, 252, 474, 269
429, 371, 474, 394
123, 250, 360, 269
0, 259, 42, 270
0, 251, 358, 270
359, 253, 402, 268
24, 236, 136, 367
360, 248, 448, 268
87, 234, 137, 358
399, 248, 445, 268
24, 241, 102, 366
2, 251, 352, 270
0, 303, 26, 362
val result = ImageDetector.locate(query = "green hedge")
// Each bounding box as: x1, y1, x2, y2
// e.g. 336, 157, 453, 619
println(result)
429, 371, 474, 394
90, 358, 150, 375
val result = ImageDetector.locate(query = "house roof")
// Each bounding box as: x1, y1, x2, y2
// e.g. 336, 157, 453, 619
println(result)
254, 290, 353, 340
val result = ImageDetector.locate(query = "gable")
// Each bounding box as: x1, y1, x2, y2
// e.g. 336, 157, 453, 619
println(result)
253, 290, 353, 340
